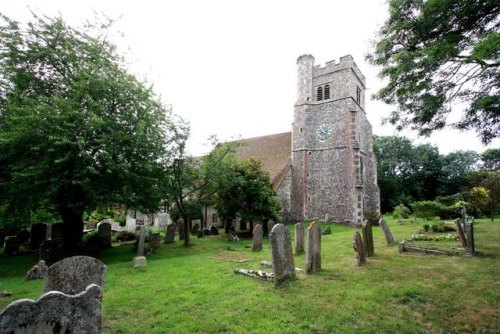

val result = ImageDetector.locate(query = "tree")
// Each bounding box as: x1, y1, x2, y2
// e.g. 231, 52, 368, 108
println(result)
468, 171, 500, 221
439, 150, 480, 195
367, 0, 500, 144
0, 14, 182, 253
481, 148, 500, 171
215, 159, 281, 233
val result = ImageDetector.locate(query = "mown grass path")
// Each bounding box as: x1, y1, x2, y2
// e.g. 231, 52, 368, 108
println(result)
1, 218, 499, 333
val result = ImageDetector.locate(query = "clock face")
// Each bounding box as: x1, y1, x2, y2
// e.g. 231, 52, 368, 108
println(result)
317, 124, 332, 141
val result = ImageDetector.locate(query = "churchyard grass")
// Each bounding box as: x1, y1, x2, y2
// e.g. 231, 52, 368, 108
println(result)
1, 218, 499, 333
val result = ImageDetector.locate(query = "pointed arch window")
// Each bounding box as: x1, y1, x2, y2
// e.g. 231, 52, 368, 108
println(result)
317, 86, 323, 101
324, 84, 330, 99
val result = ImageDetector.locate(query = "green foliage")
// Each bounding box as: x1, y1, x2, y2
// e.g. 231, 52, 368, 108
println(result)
412, 201, 443, 220
481, 148, 500, 171
0, 14, 183, 249
392, 204, 411, 219
169, 200, 203, 222
89, 207, 116, 222
367, 0, 500, 144
430, 221, 456, 233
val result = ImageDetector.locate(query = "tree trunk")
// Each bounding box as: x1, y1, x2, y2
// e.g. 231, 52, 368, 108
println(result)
183, 213, 190, 246
59, 206, 84, 255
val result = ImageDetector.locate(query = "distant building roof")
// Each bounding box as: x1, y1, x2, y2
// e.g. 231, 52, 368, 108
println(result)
235, 132, 291, 188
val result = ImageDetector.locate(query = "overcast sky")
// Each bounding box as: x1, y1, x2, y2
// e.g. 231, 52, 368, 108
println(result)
3, 0, 498, 156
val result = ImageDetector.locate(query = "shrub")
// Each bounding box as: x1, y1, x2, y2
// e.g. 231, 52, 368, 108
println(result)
411, 201, 443, 220
392, 204, 411, 219
430, 222, 456, 233
423, 224, 430, 232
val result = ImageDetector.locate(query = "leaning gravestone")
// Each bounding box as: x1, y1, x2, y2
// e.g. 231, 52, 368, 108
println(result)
454, 218, 467, 248
465, 221, 475, 256
362, 220, 374, 257
4, 236, 19, 256
295, 223, 305, 254
252, 224, 263, 252
133, 226, 147, 268
269, 224, 295, 286
97, 222, 112, 248
25, 260, 49, 281
379, 218, 395, 245
30, 223, 48, 250
164, 224, 176, 243
305, 221, 321, 274
44, 256, 106, 295
353, 231, 366, 266
0, 284, 103, 334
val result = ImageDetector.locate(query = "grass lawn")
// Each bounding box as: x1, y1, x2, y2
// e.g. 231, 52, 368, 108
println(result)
1, 217, 499, 333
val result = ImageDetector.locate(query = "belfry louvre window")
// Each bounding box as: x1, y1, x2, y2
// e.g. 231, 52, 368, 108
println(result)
356, 86, 361, 104
324, 85, 330, 99
317, 86, 323, 101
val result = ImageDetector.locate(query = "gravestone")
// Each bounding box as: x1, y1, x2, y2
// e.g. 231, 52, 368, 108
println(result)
44, 256, 106, 295
25, 260, 49, 281
210, 226, 219, 235
164, 224, 176, 243
0, 284, 103, 334
4, 236, 19, 256
269, 224, 295, 286
149, 233, 161, 249
192, 223, 200, 235
39, 239, 64, 262
267, 221, 275, 235
295, 223, 305, 254
86, 221, 97, 230
454, 218, 467, 248
97, 222, 112, 248
50, 223, 64, 241
465, 221, 475, 256
16, 229, 30, 245
353, 231, 366, 266
30, 223, 48, 250
379, 218, 395, 245
305, 221, 321, 274
362, 220, 374, 257
252, 224, 263, 252
133, 226, 147, 268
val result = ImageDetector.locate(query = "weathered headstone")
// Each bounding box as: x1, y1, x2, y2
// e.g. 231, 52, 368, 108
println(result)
25, 260, 49, 281
149, 233, 161, 249
269, 224, 295, 286
465, 221, 475, 256
295, 223, 305, 254
44, 256, 106, 295
379, 218, 395, 245
164, 224, 176, 243
97, 222, 112, 248
192, 223, 200, 235
353, 231, 366, 266
267, 221, 275, 235
30, 223, 48, 250
133, 226, 147, 268
39, 239, 64, 262
16, 229, 30, 245
4, 236, 19, 256
0, 284, 103, 334
50, 223, 64, 241
252, 224, 263, 252
305, 221, 321, 274
362, 220, 374, 257
454, 218, 467, 248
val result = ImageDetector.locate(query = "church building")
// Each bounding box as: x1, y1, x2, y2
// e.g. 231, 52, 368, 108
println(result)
232, 54, 380, 225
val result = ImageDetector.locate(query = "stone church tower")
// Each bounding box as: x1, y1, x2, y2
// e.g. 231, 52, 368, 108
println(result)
290, 54, 380, 224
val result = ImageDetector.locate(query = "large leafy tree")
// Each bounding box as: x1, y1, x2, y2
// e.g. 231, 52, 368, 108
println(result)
481, 148, 500, 171
0, 14, 181, 252
440, 150, 480, 195
368, 0, 500, 144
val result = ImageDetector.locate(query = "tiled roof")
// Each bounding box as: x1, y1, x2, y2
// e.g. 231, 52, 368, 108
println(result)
235, 132, 291, 188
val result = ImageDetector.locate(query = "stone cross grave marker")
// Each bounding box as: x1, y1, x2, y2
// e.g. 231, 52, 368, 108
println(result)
44, 256, 106, 295
353, 231, 366, 266
305, 221, 321, 274
269, 224, 295, 286
252, 224, 263, 252
295, 223, 305, 254
379, 218, 395, 245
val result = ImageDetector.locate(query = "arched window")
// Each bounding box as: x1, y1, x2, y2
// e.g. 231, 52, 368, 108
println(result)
324, 84, 330, 99
317, 86, 323, 101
